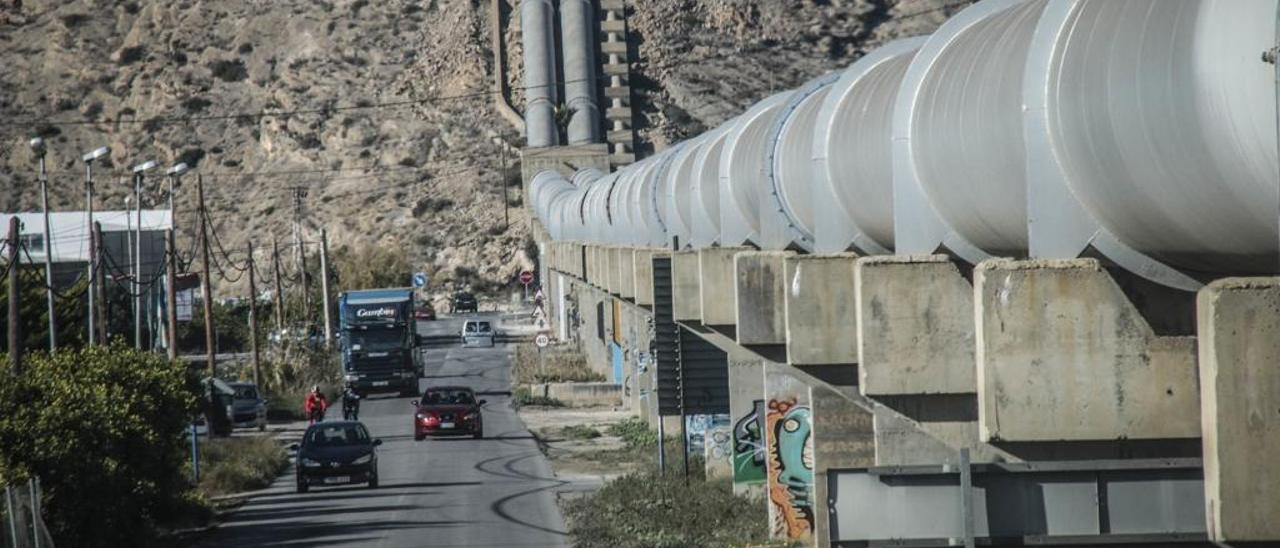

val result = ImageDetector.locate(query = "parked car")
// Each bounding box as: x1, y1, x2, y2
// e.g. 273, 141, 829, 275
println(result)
450, 292, 478, 314
415, 304, 436, 321
461, 319, 495, 348
292, 421, 382, 493
412, 386, 485, 440
228, 382, 268, 431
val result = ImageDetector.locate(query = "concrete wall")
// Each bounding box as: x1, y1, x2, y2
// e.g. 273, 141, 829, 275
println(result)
1197, 278, 1280, 543
704, 423, 734, 480
763, 363, 816, 544
975, 259, 1200, 442
633, 249, 658, 307
617, 248, 636, 300
729, 358, 767, 496
855, 255, 975, 395
784, 254, 859, 366
736, 252, 794, 346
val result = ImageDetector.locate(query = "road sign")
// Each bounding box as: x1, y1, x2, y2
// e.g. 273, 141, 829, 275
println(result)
519, 271, 534, 285
412, 272, 429, 288
535, 333, 550, 348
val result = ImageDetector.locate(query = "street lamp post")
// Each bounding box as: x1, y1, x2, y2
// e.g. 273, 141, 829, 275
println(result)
82, 146, 109, 346
30, 138, 56, 351
132, 160, 158, 350
165, 163, 188, 234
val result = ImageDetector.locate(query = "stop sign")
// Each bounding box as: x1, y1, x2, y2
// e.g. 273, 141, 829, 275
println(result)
519, 271, 534, 285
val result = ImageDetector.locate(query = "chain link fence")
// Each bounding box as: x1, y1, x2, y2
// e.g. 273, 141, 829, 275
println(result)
1, 478, 53, 548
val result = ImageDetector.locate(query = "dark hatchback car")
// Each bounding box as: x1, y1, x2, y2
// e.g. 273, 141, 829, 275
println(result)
293, 421, 382, 492
413, 387, 486, 441
450, 292, 478, 314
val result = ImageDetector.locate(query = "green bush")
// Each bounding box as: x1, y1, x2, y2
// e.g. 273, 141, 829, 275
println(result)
608, 417, 658, 449
564, 472, 769, 548
197, 437, 288, 497
514, 386, 566, 408
0, 343, 200, 547
560, 424, 602, 440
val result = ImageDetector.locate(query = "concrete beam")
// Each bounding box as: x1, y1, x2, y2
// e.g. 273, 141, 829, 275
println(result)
975, 259, 1200, 442
1197, 278, 1280, 543
672, 250, 701, 322
784, 254, 859, 366
699, 247, 748, 327
606, 247, 622, 295
855, 255, 975, 395
616, 247, 635, 300
735, 251, 794, 347
633, 249, 658, 307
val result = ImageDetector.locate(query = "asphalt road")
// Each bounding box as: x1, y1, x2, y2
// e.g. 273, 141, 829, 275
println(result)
203, 314, 571, 547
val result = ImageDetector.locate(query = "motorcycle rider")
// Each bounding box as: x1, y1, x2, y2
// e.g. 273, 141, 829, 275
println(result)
341, 384, 361, 421
304, 385, 328, 425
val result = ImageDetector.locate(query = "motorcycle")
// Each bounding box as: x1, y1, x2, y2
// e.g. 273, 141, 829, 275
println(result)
342, 391, 361, 421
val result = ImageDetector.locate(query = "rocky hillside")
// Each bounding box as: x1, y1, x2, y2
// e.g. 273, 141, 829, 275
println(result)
0, 0, 960, 297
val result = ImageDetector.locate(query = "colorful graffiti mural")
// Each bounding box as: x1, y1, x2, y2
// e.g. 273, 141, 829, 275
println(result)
766, 398, 814, 540
685, 414, 730, 456
733, 400, 767, 484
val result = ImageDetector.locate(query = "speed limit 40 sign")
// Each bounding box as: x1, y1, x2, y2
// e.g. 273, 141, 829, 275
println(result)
535, 334, 550, 348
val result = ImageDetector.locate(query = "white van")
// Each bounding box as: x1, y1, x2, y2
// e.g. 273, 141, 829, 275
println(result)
461, 319, 496, 348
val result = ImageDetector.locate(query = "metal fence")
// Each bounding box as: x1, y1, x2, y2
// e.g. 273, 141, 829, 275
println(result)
1, 478, 53, 548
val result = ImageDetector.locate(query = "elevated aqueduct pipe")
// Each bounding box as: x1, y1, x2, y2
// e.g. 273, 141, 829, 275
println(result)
531, 0, 1280, 289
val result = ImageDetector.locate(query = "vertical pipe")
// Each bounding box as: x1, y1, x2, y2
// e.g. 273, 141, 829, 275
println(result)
38, 156, 55, 352
84, 163, 96, 346
318, 230, 333, 351
522, 0, 560, 147
134, 174, 143, 350
560, 0, 600, 144
166, 229, 178, 361
8, 218, 21, 374
247, 243, 261, 388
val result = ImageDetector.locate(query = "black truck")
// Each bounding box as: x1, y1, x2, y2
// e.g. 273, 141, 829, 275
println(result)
339, 288, 423, 397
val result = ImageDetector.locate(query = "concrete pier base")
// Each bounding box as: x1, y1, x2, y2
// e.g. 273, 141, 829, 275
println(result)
615, 247, 635, 300
633, 249, 659, 307
1197, 278, 1280, 543
784, 254, 859, 366
735, 251, 794, 351
763, 363, 816, 543
811, 385, 874, 548
975, 259, 1200, 442
606, 247, 622, 295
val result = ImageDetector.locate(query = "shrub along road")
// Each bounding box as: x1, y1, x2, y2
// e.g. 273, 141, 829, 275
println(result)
200, 316, 571, 547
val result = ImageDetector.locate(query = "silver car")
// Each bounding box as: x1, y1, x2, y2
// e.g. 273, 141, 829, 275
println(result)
228, 382, 268, 431
461, 320, 496, 348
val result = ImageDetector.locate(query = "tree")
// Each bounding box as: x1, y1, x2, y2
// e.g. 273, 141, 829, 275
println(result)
0, 265, 88, 353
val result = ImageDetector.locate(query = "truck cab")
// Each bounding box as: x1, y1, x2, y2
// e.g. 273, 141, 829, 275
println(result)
339, 288, 424, 397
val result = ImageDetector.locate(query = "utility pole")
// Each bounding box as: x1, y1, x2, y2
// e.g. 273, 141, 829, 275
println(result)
8, 217, 22, 374
319, 229, 334, 350
93, 222, 107, 344
500, 145, 510, 231
31, 139, 56, 351
166, 229, 179, 361
272, 240, 285, 332
247, 242, 261, 388
197, 175, 215, 378
84, 164, 97, 345
290, 187, 311, 327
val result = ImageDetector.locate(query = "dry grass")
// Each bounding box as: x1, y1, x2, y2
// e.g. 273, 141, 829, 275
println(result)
513, 344, 606, 384
195, 437, 288, 498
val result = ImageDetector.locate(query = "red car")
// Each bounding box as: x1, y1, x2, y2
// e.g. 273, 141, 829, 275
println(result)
413, 386, 485, 440
414, 305, 436, 321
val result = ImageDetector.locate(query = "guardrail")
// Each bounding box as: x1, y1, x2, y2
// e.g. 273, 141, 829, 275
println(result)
417, 332, 536, 348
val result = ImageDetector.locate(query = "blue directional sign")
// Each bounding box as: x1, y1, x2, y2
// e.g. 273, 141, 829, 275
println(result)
412, 272, 428, 288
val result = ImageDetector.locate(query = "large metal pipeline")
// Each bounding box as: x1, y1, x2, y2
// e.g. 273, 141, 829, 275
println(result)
560, 0, 601, 144
521, 0, 559, 148
530, 0, 1280, 288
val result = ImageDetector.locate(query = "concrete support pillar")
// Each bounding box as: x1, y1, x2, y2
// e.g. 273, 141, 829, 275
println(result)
1197, 278, 1280, 543
811, 385, 874, 548
735, 251, 794, 347
672, 250, 701, 322
520, 0, 559, 147
975, 259, 1200, 442
728, 356, 767, 496
606, 247, 622, 295
784, 254, 859, 366
763, 363, 816, 543
704, 423, 734, 480
699, 247, 749, 327
559, 0, 601, 144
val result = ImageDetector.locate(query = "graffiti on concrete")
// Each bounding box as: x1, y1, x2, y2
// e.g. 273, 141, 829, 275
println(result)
733, 400, 767, 484
685, 414, 729, 456
766, 398, 814, 540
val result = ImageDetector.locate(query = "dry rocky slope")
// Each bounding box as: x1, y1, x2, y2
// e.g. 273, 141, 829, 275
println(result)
0, 0, 959, 297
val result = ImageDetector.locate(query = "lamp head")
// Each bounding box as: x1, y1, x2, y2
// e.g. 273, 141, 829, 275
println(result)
28, 137, 46, 157
166, 163, 189, 177
132, 160, 159, 174
82, 146, 110, 163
